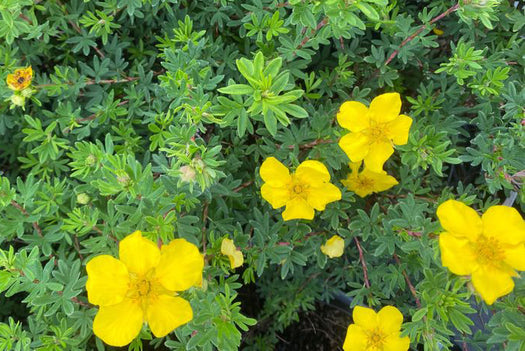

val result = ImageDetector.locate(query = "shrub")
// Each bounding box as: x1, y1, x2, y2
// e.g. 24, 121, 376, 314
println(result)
0, 0, 524, 350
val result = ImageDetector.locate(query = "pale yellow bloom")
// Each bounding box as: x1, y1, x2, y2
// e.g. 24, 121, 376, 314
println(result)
86, 231, 204, 346
437, 200, 525, 305
320, 235, 345, 258
337, 93, 412, 172
221, 238, 244, 268
343, 305, 410, 351
341, 162, 398, 197
260, 157, 341, 221
6, 66, 33, 91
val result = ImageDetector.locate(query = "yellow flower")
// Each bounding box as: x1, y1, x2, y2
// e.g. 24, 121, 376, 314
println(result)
343, 305, 410, 351
341, 162, 398, 198
320, 235, 345, 258
337, 93, 412, 172
86, 231, 204, 346
260, 157, 342, 221
221, 238, 244, 268
437, 200, 525, 305
6, 66, 33, 91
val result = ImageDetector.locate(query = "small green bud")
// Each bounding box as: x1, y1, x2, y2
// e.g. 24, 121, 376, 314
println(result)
10, 94, 25, 107
86, 154, 97, 166
21, 88, 33, 98
76, 193, 90, 205
192, 158, 206, 173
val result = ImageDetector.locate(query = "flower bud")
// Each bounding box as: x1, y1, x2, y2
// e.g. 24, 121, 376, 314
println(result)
76, 193, 90, 205
10, 94, 25, 107
179, 165, 196, 182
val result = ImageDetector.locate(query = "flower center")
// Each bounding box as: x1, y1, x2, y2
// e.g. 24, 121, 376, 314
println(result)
18, 76, 25, 84
473, 235, 504, 264
128, 271, 162, 302
289, 175, 309, 199
367, 329, 385, 348
367, 123, 386, 140
293, 184, 303, 194
357, 176, 374, 189
136, 279, 151, 296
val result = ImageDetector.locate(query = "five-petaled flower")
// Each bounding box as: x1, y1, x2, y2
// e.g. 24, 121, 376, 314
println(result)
320, 235, 345, 258
6, 66, 33, 91
260, 157, 342, 221
221, 238, 244, 269
343, 305, 410, 351
86, 231, 204, 346
437, 200, 525, 305
341, 162, 398, 198
337, 93, 412, 172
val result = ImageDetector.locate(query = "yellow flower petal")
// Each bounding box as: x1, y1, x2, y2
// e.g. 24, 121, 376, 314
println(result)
352, 306, 378, 330
363, 141, 393, 173
6, 66, 33, 91
260, 157, 291, 187
295, 160, 331, 184
119, 231, 161, 275
438, 232, 478, 275
221, 238, 244, 268
377, 306, 404, 335
482, 205, 525, 246
282, 197, 314, 221
386, 114, 412, 145
436, 200, 482, 240
362, 168, 398, 192
471, 265, 515, 305
261, 183, 289, 209
93, 298, 143, 347
337, 101, 370, 132
383, 334, 410, 351
342, 324, 367, 351
503, 244, 525, 271
155, 238, 204, 291
146, 295, 193, 338
86, 255, 130, 306
368, 92, 402, 123
339, 132, 370, 162
320, 235, 345, 258
306, 183, 341, 210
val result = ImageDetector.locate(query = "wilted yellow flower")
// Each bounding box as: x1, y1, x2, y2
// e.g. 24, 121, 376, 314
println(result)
341, 162, 398, 198
437, 200, 525, 305
260, 157, 341, 221
343, 305, 410, 351
221, 238, 244, 268
337, 93, 412, 172
320, 235, 345, 258
86, 231, 204, 346
6, 66, 33, 91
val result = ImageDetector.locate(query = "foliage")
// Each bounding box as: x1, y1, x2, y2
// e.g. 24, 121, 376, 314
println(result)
0, 0, 524, 350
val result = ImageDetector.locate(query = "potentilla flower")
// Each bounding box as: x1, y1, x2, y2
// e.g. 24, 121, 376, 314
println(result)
221, 238, 244, 268
337, 93, 412, 172
6, 66, 33, 91
343, 305, 410, 351
86, 231, 204, 346
320, 235, 345, 258
341, 162, 398, 198
260, 157, 342, 221
437, 200, 525, 305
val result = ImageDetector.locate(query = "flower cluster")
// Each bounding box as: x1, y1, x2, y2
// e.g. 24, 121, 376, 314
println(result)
337, 93, 412, 197
5, 66, 34, 109
86, 231, 204, 346
437, 199, 525, 304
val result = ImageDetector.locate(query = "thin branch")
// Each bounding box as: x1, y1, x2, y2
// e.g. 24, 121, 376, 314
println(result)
393, 253, 421, 308
10, 200, 43, 237
36, 76, 140, 89
77, 100, 129, 123
354, 237, 370, 288
293, 17, 329, 56
201, 202, 209, 254
384, 3, 460, 66
233, 180, 254, 193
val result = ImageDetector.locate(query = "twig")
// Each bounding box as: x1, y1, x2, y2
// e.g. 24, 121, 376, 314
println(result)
393, 253, 421, 308
293, 17, 329, 56
36, 76, 140, 89
10, 200, 43, 237
77, 100, 129, 123
73, 235, 84, 260
233, 180, 254, 193
277, 139, 335, 150
384, 3, 460, 66
354, 237, 370, 288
